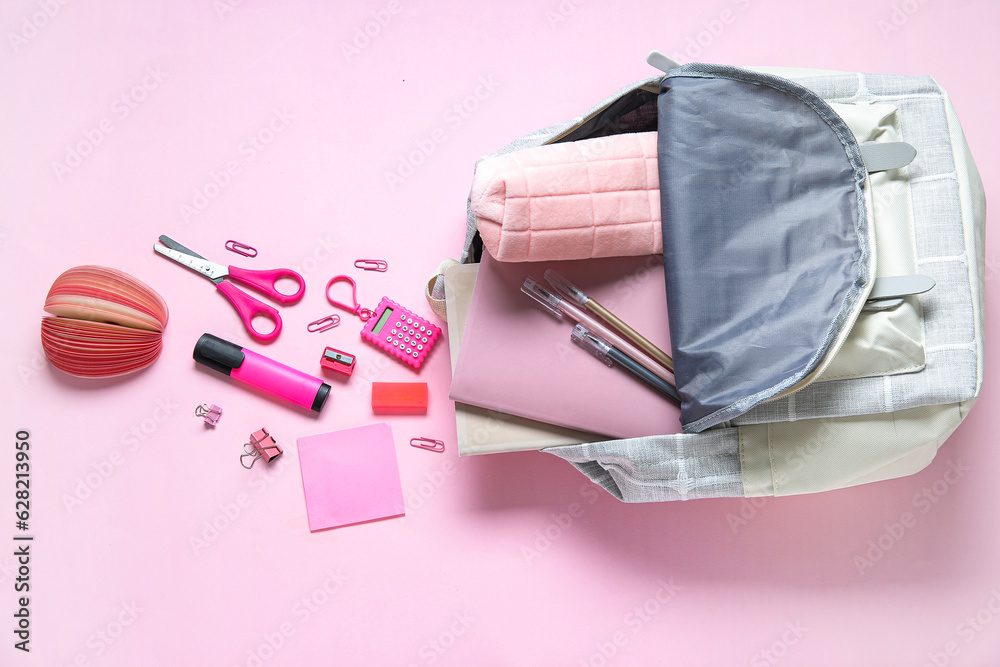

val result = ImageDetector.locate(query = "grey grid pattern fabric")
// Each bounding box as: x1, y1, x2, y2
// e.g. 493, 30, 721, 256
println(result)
735, 72, 978, 426
544, 428, 743, 502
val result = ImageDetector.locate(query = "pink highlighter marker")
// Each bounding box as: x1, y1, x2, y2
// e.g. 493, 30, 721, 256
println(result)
194, 333, 331, 412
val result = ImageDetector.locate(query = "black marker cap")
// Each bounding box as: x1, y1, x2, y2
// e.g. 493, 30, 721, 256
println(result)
193, 333, 245, 376
312, 382, 331, 412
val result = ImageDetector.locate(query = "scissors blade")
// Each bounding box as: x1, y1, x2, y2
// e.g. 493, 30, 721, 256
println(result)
153, 238, 228, 283
157, 235, 207, 260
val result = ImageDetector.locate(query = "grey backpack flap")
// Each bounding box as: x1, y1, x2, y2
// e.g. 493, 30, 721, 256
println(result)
658, 64, 875, 432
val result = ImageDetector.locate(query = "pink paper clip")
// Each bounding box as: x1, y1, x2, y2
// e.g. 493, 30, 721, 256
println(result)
307, 314, 341, 333
225, 240, 258, 258
355, 259, 388, 272
195, 403, 223, 426
410, 437, 445, 453
241, 427, 283, 469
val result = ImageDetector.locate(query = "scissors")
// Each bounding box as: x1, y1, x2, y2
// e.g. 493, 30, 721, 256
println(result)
153, 235, 305, 342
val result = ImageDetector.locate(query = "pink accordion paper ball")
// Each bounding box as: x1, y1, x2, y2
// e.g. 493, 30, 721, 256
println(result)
41, 266, 169, 378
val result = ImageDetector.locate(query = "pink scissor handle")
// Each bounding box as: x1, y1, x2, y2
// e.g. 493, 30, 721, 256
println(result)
227, 266, 305, 305
216, 280, 283, 342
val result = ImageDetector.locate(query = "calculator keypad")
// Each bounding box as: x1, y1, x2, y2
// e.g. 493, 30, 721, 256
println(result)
361, 297, 442, 370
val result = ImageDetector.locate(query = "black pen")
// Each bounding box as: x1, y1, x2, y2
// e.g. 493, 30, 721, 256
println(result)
571, 324, 680, 404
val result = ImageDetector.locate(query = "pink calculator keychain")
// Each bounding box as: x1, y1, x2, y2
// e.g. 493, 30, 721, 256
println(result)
326, 275, 441, 370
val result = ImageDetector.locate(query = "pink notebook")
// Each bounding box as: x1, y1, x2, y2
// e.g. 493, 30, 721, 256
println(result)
296, 423, 405, 532
450, 253, 682, 439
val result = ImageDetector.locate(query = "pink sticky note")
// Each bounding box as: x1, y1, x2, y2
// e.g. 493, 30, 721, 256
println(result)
296, 423, 405, 531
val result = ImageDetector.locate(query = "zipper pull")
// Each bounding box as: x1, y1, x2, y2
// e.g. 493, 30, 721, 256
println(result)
647, 50, 680, 74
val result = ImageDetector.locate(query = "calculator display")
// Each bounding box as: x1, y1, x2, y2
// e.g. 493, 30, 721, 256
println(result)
372, 307, 393, 334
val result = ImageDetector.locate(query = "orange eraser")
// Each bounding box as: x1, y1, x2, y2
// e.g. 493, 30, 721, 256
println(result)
371, 382, 428, 415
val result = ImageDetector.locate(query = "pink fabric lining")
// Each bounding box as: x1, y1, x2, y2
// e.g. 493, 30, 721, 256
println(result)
472, 132, 662, 262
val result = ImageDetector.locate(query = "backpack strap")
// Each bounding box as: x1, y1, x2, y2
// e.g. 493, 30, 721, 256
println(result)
424, 258, 458, 321
646, 50, 681, 73
544, 428, 743, 502
860, 141, 917, 172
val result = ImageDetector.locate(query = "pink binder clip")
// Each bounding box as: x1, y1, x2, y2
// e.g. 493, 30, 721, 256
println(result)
354, 259, 388, 272
225, 240, 258, 258
410, 437, 445, 453
195, 403, 223, 426
241, 427, 283, 469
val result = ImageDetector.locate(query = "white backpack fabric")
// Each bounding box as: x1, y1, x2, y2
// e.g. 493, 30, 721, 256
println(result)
451, 58, 986, 502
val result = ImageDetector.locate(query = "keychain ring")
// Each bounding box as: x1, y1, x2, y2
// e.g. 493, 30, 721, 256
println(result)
326, 275, 372, 321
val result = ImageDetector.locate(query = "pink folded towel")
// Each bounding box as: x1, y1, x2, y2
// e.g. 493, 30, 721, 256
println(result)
471, 132, 661, 262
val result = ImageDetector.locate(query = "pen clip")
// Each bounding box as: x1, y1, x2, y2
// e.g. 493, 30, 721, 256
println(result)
521, 277, 564, 319
544, 270, 589, 306
571, 324, 613, 366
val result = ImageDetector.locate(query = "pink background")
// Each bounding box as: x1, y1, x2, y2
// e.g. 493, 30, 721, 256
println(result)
1, 1, 998, 665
